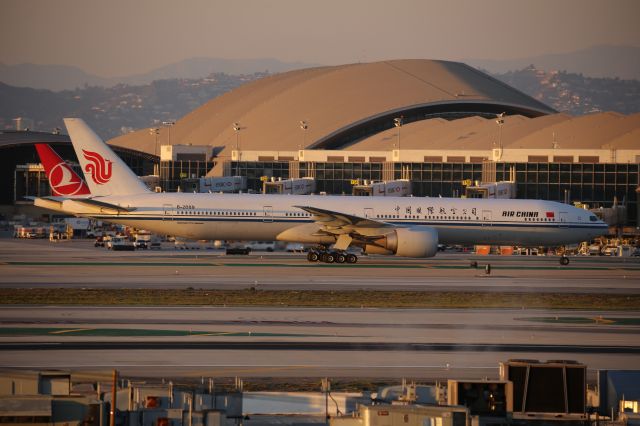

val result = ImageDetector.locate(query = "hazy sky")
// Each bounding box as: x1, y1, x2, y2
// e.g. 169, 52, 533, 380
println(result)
1, 0, 638, 77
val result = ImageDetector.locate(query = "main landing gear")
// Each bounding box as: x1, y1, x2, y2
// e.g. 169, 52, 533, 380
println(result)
307, 248, 358, 264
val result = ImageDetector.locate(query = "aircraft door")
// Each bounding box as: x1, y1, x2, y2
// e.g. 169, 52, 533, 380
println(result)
363, 208, 374, 219
559, 211, 568, 228
263, 206, 273, 223
163, 204, 173, 221
482, 210, 492, 226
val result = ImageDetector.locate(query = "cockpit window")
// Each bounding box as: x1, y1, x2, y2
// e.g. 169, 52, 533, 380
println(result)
589, 215, 599, 222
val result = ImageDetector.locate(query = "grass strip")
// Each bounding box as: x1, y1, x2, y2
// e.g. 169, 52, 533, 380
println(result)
0, 288, 639, 310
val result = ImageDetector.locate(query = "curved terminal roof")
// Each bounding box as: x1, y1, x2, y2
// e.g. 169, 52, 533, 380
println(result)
109, 59, 555, 155
347, 112, 640, 152
0, 130, 157, 162
0, 130, 70, 148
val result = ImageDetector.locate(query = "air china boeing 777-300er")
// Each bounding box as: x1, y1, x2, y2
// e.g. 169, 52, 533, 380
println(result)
35, 118, 607, 265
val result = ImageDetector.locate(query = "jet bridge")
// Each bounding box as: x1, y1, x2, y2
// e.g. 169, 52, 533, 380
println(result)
262, 177, 315, 195
351, 179, 411, 197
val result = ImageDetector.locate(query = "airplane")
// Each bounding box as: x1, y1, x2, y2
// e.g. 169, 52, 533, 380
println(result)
35, 143, 91, 197
34, 118, 609, 265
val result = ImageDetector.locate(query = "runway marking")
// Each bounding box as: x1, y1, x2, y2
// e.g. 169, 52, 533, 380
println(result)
516, 316, 640, 325
6, 260, 640, 271
49, 328, 91, 334
196, 332, 239, 336
0, 327, 328, 338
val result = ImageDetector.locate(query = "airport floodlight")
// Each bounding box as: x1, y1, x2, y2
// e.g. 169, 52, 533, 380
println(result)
233, 122, 240, 132
299, 120, 308, 130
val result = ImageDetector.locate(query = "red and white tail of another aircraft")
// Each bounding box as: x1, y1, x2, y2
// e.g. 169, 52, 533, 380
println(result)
35, 144, 91, 197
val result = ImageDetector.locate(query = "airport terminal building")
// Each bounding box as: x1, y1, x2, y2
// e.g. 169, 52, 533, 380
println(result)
2, 60, 639, 226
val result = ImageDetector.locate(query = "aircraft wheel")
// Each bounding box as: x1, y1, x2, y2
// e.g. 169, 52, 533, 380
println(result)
560, 256, 570, 266
324, 253, 335, 263
346, 254, 358, 264
307, 251, 319, 262
335, 253, 346, 263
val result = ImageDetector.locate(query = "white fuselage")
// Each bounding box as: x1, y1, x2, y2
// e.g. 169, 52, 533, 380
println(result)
64, 192, 607, 247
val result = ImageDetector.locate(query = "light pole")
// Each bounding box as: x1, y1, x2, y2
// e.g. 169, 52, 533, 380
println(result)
321, 378, 330, 424
233, 122, 241, 152
299, 120, 308, 150
495, 112, 505, 151
394, 117, 403, 163
149, 127, 160, 156
493, 112, 505, 161
232, 122, 242, 164
149, 127, 160, 176
162, 120, 175, 147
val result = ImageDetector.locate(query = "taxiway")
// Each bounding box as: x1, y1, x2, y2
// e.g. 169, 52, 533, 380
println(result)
1, 238, 639, 380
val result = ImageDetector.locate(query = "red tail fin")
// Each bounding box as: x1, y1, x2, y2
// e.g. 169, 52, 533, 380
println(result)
35, 144, 91, 196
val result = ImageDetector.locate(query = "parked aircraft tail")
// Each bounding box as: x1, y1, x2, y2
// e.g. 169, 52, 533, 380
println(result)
63, 118, 150, 196
34, 143, 91, 197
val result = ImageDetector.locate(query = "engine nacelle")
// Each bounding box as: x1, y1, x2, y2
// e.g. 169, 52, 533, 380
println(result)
363, 245, 393, 256
366, 226, 438, 258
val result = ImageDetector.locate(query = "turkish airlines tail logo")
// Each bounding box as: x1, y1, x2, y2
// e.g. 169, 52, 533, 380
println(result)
82, 149, 113, 185
35, 144, 91, 196
49, 162, 91, 196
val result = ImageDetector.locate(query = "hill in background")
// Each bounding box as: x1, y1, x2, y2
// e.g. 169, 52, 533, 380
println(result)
467, 45, 640, 81
492, 65, 640, 115
0, 57, 317, 92
0, 73, 267, 139
1, 66, 639, 140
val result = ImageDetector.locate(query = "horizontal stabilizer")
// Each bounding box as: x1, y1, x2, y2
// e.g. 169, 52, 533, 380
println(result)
67, 198, 137, 214
33, 197, 65, 212
35, 196, 135, 215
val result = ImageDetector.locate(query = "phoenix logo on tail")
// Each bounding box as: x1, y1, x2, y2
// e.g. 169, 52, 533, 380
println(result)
82, 149, 113, 185
34, 144, 90, 196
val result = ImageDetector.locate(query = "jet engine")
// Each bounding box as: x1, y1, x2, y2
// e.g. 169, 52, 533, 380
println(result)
365, 226, 438, 258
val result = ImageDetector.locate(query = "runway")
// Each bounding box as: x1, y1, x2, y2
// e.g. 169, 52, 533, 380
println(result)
1, 305, 639, 379
1, 238, 639, 380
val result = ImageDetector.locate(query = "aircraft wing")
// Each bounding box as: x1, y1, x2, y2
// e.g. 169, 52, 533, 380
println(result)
295, 205, 393, 229
289, 205, 396, 251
